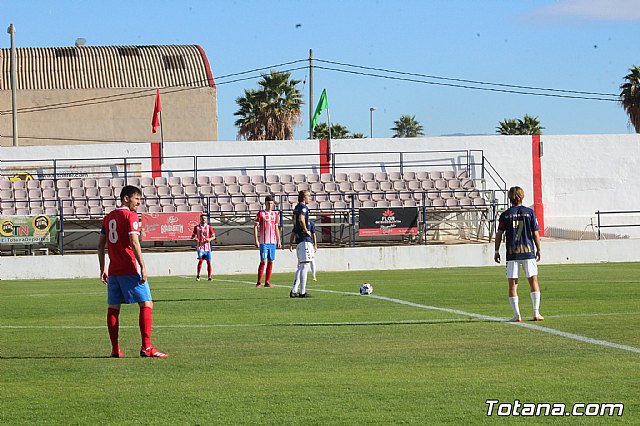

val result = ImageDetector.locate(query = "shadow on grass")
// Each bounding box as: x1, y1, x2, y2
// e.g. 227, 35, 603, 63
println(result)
0, 355, 126, 360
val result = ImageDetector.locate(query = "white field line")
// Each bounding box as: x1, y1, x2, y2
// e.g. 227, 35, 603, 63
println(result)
3, 277, 640, 354
215, 278, 640, 354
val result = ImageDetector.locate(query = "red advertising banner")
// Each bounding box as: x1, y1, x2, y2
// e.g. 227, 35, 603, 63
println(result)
141, 212, 201, 241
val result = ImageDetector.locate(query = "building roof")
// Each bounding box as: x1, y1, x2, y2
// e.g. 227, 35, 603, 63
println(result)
0, 44, 215, 90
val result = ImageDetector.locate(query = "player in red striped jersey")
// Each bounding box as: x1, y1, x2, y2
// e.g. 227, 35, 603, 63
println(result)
97, 185, 168, 358
191, 214, 216, 281
253, 195, 281, 288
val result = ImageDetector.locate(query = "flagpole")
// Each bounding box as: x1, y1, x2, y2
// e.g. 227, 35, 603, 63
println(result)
326, 107, 332, 163
159, 110, 164, 164
309, 49, 313, 140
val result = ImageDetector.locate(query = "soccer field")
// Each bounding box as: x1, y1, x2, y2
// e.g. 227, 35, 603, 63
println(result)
1, 263, 639, 424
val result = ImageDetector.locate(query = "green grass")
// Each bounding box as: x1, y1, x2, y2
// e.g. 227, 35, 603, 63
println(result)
1, 263, 639, 424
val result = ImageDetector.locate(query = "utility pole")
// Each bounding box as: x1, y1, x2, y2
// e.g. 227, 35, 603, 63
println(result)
308, 48, 313, 139
7, 23, 18, 146
370, 107, 376, 138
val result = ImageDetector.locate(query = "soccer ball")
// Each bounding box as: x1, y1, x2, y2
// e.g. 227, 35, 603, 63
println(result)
359, 282, 373, 295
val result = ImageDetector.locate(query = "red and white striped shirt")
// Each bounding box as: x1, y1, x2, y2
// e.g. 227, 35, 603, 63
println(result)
192, 224, 215, 252
255, 210, 279, 245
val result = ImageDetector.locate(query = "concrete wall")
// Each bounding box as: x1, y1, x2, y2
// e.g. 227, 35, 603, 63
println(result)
1, 239, 638, 280
1, 133, 639, 235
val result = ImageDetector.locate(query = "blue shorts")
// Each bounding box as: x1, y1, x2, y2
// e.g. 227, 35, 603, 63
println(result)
107, 274, 152, 305
259, 244, 277, 262
197, 250, 212, 261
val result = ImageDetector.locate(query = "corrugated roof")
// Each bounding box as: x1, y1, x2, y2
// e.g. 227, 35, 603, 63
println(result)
0, 45, 215, 90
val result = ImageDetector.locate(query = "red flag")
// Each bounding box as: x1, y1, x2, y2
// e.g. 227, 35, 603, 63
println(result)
151, 88, 162, 133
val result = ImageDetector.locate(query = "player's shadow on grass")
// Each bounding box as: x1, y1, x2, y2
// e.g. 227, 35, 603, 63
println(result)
0, 355, 119, 360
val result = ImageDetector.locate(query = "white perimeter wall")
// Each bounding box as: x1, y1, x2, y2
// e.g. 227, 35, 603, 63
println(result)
1, 133, 639, 235
1, 239, 639, 280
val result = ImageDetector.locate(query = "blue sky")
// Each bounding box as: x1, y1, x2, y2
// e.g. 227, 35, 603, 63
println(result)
3, 0, 640, 140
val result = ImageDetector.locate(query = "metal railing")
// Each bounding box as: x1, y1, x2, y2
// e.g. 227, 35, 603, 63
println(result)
0, 189, 497, 255
1, 149, 506, 187
595, 210, 640, 239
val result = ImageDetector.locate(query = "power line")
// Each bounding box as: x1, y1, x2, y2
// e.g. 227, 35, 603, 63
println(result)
313, 65, 619, 102
0, 60, 309, 115
0, 65, 309, 115
315, 58, 618, 98
0, 56, 621, 119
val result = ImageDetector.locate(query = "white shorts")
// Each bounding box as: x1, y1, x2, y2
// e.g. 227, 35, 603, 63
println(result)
506, 259, 538, 279
296, 241, 314, 263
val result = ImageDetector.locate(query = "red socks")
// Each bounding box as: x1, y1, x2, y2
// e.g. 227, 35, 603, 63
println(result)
139, 306, 153, 349
206, 261, 212, 279
107, 308, 120, 353
197, 259, 204, 277
257, 261, 266, 283
265, 261, 274, 283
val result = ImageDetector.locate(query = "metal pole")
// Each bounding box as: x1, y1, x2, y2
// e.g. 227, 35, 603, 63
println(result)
159, 110, 164, 164
7, 24, 18, 146
369, 107, 375, 138
309, 49, 313, 139
350, 195, 356, 247
263, 155, 267, 179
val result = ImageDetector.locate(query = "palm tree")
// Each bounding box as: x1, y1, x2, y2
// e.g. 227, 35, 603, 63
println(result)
518, 114, 544, 135
313, 123, 351, 139
496, 115, 544, 135
496, 118, 520, 135
391, 115, 424, 138
234, 89, 264, 140
620, 66, 640, 133
234, 70, 303, 140
351, 132, 366, 139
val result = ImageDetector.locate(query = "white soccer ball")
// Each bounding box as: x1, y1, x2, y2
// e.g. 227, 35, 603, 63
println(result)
359, 282, 373, 295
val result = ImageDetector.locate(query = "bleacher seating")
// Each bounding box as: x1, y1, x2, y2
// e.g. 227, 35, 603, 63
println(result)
0, 170, 487, 218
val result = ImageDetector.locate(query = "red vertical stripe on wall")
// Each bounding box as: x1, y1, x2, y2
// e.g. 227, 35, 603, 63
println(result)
151, 142, 162, 179
531, 135, 545, 236
318, 139, 332, 242
319, 139, 330, 175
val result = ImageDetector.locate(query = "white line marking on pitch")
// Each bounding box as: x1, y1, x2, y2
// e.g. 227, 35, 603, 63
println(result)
212, 278, 640, 354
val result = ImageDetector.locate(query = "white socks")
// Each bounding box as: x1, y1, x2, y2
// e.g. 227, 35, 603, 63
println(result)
292, 267, 301, 293
299, 263, 310, 294
510, 292, 542, 320
509, 296, 521, 320
530, 291, 541, 317
292, 262, 311, 294
310, 260, 316, 279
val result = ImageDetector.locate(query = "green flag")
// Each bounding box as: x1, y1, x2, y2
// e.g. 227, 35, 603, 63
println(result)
311, 89, 328, 131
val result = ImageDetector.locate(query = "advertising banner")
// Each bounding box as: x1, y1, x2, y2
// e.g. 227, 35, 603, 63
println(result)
0, 163, 141, 181
0, 215, 58, 244
141, 212, 201, 241
358, 207, 419, 236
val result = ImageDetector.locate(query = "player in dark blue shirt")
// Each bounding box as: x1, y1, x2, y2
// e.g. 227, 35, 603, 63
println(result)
289, 190, 314, 298
494, 186, 543, 322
